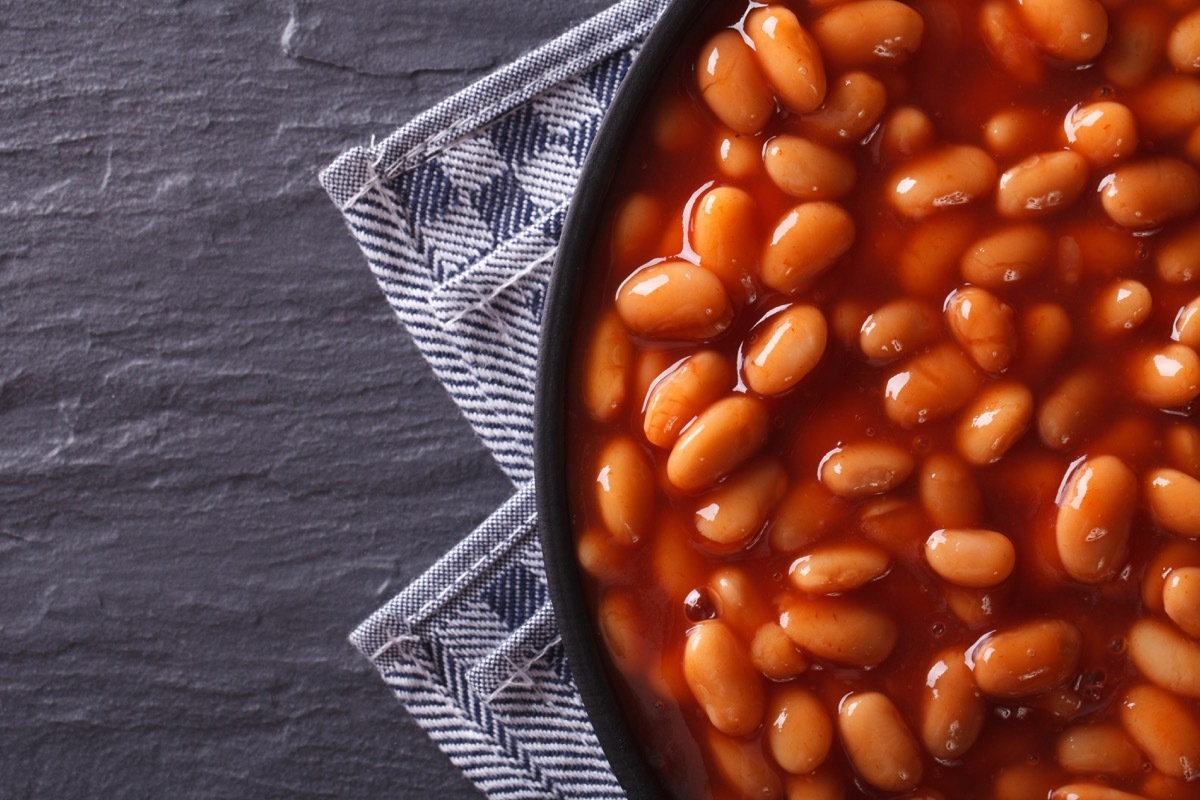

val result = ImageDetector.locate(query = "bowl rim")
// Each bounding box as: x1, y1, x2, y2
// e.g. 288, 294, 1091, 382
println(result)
533, 0, 719, 797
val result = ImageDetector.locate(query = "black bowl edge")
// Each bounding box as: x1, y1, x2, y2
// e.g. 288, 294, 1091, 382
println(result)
534, 0, 718, 798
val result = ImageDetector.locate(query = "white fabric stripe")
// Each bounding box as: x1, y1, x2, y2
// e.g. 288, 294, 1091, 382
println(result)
327, 0, 674, 797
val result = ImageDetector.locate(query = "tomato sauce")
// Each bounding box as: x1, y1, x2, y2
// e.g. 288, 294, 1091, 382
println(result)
565, 1, 1200, 797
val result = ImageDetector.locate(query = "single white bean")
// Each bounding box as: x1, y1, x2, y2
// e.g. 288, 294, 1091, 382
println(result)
972, 619, 1083, 698
789, 542, 892, 594
1120, 682, 1200, 780
780, 596, 899, 667
839, 692, 924, 792
925, 529, 1016, 588
766, 686, 833, 775
920, 649, 987, 760
1055, 455, 1137, 584
683, 619, 765, 736
1128, 618, 1200, 698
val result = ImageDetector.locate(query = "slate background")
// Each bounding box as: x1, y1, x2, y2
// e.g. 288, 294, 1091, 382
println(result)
1, 1, 612, 796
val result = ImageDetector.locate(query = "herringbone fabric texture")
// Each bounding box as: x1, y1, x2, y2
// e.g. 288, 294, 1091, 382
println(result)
319, 1, 670, 797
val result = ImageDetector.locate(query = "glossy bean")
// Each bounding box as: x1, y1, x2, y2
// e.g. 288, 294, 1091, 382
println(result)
715, 129, 762, 181
1064, 102, 1139, 167
667, 395, 769, 492
751, 622, 809, 680
1166, 422, 1200, 476
1146, 467, 1200, 537
1016, 0, 1108, 61
1056, 724, 1143, 776
595, 437, 655, 545
768, 481, 846, 555
1142, 540, 1200, 612
764, 135, 857, 200
789, 542, 892, 594
746, 5, 827, 114
761, 202, 856, 294
945, 286, 1018, 374
691, 186, 759, 295
1056, 455, 1137, 583
921, 649, 987, 760
643, 351, 733, 449
1100, 158, 1200, 229
947, 585, 1002, 629
766, 686, 834, 775
1120, 682, 1200, 779
695, 457, 788, 546
683, 619, 765, 736
581, 310, 632, 423
802, 71, 888, 146
920, 452, 984, 528
979, 1, 1044, 85
956, 381, 1033, 466
880, 105, 936, 160
838, 692, 924, 792
696, 30, 775, 135
996, 150, 1089, 220
1033, 686, 1085, 720
961, 223, 1052, 288
635, 349, 678, 407
1128, 618, 1200, 698
820, 441, 915, 498
780, 596, 899, 666
648, 352, 729, 450
884, 342, 982, 426
925, 528, 1016, 588
1157, 223, 1200, 285
1174, 298, 1200, 350
1092, 279, 1152, 337
888, 145, 997, 218
1130, 343, 1200, 408
743, 305, 828, 396
812, 0, 924, 68
1164, 567, 1200, 638
859, 299, 940, 362
710, 567, 774, 637
1039, 367, 1109, 450
971, 619, 1083, 697
1171, 9, 1200, 72
616, 260, 732, 340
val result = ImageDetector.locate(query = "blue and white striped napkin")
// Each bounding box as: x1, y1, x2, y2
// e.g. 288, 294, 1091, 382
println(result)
320, 1, 670, 796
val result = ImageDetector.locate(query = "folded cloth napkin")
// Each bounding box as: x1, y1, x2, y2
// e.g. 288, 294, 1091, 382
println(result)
319, 1, 670, 797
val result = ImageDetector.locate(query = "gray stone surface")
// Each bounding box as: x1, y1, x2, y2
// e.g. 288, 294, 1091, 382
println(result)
0, 1, 611, 796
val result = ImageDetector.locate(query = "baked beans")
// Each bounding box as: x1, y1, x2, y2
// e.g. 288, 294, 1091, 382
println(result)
565, 0, 1200, 796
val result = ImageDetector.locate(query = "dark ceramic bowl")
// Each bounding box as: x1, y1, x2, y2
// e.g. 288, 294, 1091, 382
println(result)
534, 0, 720, 796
